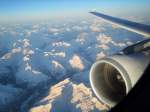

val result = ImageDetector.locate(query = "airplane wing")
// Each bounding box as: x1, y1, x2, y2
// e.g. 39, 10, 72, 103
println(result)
90, 12, 150, 38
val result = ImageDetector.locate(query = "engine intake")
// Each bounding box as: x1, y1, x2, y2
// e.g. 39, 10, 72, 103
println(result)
90, 53, 150, 107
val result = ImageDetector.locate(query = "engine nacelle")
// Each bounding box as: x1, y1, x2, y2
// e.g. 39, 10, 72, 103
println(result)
89, 53, 150, 107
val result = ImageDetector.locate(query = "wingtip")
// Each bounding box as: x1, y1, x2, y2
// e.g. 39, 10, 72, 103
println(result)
89, 9, 98, 13
89, 11, 96, 15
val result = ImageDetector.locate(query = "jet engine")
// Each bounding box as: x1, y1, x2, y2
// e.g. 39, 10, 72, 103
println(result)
89, 11, 150, 109
89, 52, 150, 107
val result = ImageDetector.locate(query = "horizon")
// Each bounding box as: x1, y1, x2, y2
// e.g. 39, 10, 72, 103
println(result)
0, 0, 150, 23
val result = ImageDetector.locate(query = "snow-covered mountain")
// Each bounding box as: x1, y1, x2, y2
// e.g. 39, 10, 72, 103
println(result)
0, 17, 143, 112
30, 79, 108, 112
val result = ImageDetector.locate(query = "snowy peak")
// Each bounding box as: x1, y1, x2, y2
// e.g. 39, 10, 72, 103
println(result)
30, 79, 108, 112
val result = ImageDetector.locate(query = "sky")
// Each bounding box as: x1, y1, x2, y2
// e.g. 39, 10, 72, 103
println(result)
0, 0, 150, 23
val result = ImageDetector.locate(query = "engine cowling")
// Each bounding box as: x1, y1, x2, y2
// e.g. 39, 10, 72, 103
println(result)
89, 53, 150, 107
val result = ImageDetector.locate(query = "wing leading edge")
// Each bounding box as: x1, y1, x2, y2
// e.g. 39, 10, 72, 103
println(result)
90, 12, 150, 38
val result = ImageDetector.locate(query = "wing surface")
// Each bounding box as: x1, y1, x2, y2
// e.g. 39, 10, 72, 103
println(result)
90, 12, 150, 38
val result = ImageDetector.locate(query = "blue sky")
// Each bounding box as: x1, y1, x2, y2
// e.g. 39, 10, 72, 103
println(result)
0, 0, 150, 22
